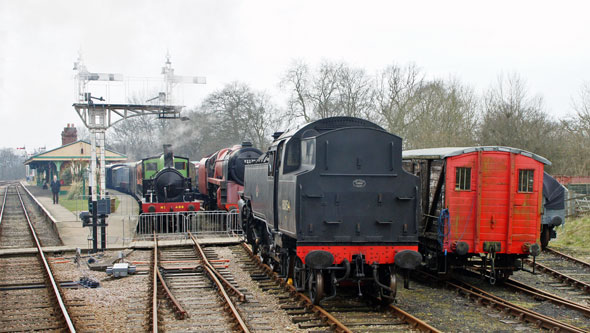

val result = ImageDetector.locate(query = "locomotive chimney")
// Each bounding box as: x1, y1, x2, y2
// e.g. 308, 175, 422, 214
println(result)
61, 124, 77, 146
163, 144, 174, 168
241, 141, 252, 147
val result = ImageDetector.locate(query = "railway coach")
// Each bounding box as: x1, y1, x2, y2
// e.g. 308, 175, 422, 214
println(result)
402, 146, 548, 283
239, 117, 422, 304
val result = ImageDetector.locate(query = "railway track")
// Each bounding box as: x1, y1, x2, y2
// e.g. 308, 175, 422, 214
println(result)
544, 247, 590, 270
416, 270, 588, 333
232, 243, 440, 332
0, 185, 61, 249
0, 185, 76, 332
524, 249, 590, 298
153, 233, 251, 332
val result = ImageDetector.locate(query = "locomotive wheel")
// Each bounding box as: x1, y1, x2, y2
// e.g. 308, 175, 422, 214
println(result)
380, 272, 397, 305
293, 257, 305, 291
541, 226, 551, 250
308, 270, 325, 305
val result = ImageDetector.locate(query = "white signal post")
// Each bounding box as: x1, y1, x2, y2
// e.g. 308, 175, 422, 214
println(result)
72, 53, 205, 252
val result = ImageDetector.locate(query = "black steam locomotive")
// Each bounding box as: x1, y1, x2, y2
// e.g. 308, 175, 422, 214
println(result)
239, 117, 422, 304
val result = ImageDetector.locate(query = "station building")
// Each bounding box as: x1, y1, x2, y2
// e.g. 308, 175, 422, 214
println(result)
24, 124, 127, 193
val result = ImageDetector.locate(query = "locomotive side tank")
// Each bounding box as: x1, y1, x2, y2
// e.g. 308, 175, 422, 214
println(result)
402, 146, 548, 283
240, 117, 422, 304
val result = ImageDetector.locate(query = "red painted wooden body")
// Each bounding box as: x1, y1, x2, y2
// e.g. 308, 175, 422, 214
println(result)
444, 150, 543, 255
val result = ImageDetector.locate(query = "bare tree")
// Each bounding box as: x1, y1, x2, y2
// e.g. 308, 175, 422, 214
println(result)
335, 66, 375, 120
198, 82, 283, 152
405, 79, 479, 148
281, 60, 311, 122
479, 73, 560, 169
557, 82, 590, 175
374, 63, 424, 140
0, 148, 25, 180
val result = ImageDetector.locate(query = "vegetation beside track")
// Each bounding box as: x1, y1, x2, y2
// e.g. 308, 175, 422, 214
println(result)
551, 215, 590, 258
60, 197, 119, 213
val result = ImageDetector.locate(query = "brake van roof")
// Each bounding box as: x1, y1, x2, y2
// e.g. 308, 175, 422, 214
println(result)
402, 146, 551, 165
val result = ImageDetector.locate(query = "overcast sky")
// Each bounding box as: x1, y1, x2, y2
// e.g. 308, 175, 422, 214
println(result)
1, 0, 589, 152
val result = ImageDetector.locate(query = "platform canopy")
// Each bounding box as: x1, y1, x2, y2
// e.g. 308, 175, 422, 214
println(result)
24, 140, 127, 187
402, 146, 551, 165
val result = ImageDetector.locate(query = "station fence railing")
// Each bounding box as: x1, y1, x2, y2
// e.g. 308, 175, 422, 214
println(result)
134, 210, 242, 240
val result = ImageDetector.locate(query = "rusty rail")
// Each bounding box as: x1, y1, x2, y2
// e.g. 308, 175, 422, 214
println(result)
545, 247, 590, 270
0, 185, 7, 226
153, 235, 189, 320
524, 258, 590, 293
188, 232, 246, 302
504, 279, 590, 317
15, 186, 76, 333
388, 304, 442, 332
463, 267, 590, 318
238, 242, 353, 333
188, 232, 250, 332
152, 232, 158, 333
416, 270, 586, 333
239, 242, 440, 332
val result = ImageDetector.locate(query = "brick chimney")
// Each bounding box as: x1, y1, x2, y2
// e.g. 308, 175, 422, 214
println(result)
61, 123, 77, 146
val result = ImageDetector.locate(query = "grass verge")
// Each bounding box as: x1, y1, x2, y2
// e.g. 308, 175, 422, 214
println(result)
60, 197, 120, 213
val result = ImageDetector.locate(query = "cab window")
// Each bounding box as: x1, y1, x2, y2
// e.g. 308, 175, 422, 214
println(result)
174, 161, 186, 171
145, 162, 158, 172
267, 151, 275, 176
283, 138, 301, 173
301, 139, 316, 165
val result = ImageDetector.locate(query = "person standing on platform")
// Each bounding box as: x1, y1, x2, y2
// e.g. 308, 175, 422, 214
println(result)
50, 175, 61, 204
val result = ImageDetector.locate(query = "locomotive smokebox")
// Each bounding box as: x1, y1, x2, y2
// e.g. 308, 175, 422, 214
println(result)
394, 250, 422, 270
163, 144, 173, 168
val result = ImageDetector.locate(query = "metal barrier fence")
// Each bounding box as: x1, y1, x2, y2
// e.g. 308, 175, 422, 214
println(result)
136, 210, 242, 238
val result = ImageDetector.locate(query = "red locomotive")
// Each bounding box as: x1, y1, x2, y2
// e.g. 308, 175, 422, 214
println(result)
403, 146, 547, 283
197, 142, 262, 211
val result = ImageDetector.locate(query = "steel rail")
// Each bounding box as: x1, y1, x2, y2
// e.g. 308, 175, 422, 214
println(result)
504, 279, 590, 317
427, 271, 587, 333
188, 232, 250, 332
238, 242, 353, 333
463, 268, 590, 318
152, 232, 158, 333
388, 304, 442, 333
545, 247, 590, 270
15, 186, 76, 333
524, 258, 590, 293
188, 232, 246, 302
0, 185, 7, 226
154, 235, 188, 320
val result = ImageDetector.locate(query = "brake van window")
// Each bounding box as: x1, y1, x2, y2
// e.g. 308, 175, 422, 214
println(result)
518, 169, 534, 192
455, 167, 471, 191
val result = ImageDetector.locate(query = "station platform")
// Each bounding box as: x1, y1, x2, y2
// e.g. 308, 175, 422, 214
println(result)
20, 184, 241, 254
